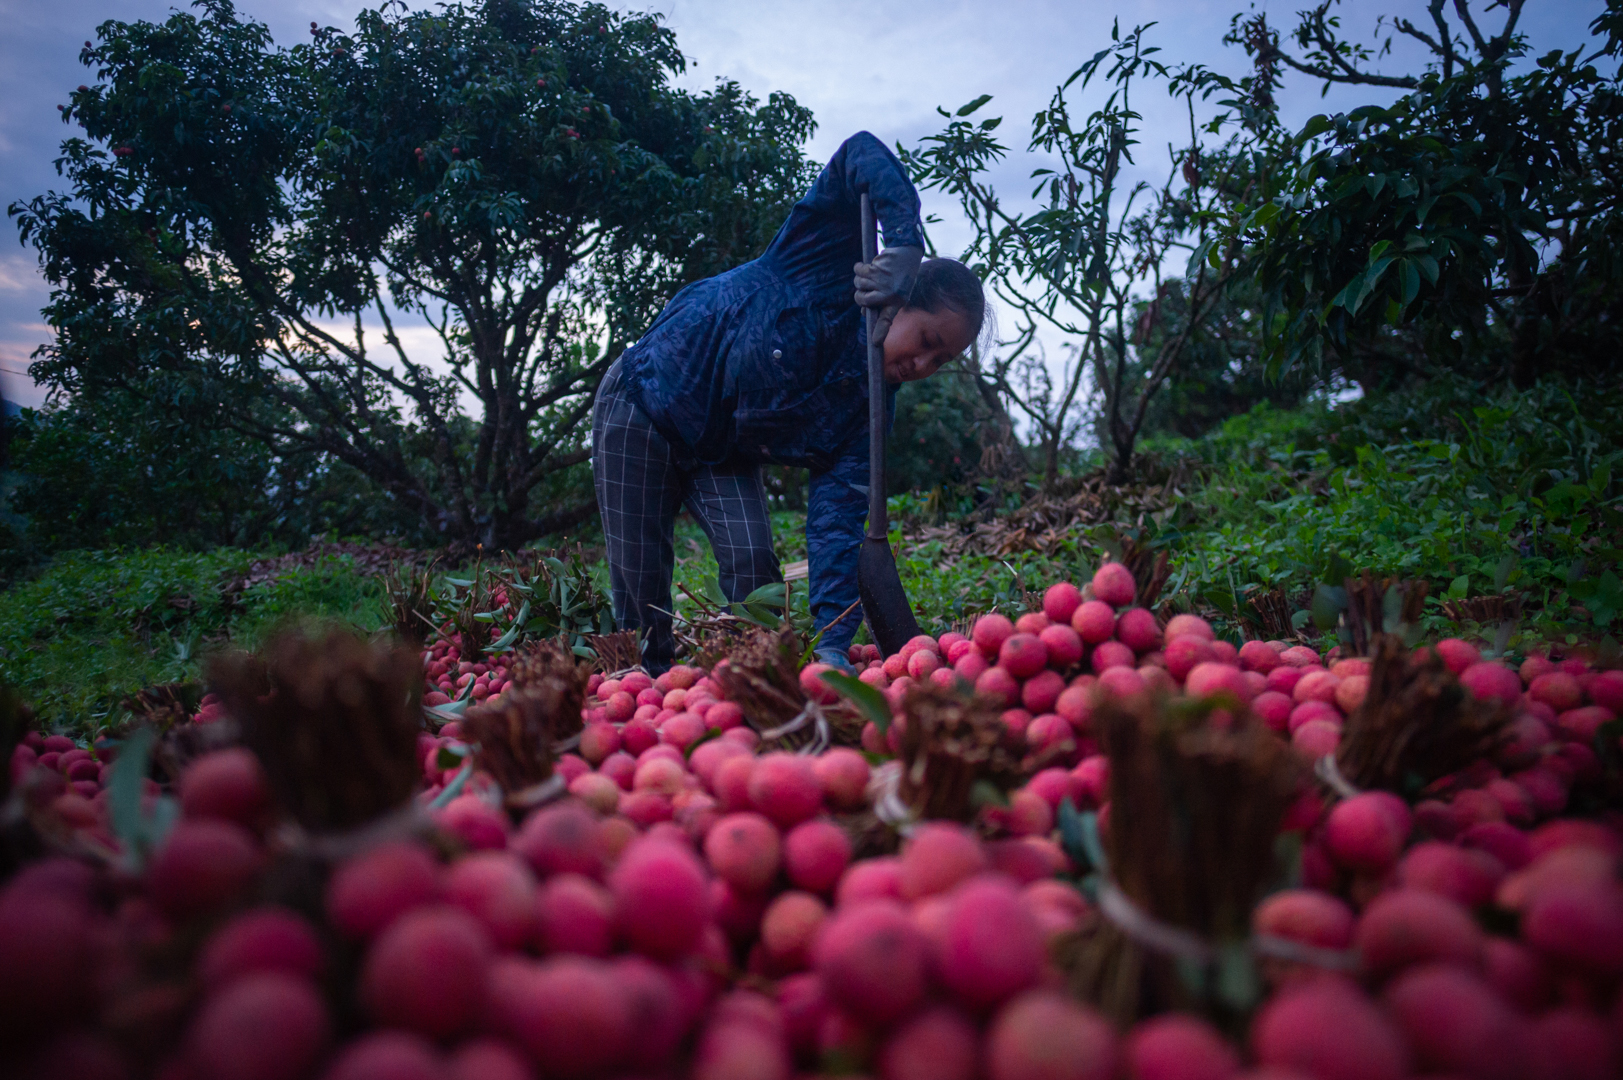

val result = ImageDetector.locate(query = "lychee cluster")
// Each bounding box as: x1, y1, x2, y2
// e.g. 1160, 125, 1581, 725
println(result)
3, 560, 1621, 1079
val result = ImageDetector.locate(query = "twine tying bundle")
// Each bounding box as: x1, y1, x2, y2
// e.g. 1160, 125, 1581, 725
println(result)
757, 699, 832, 756
1095, 875, 1359, 974
1059, 691, 1301, 1029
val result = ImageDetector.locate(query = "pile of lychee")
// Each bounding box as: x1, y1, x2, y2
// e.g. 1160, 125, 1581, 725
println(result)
3, 560, 1621, 1080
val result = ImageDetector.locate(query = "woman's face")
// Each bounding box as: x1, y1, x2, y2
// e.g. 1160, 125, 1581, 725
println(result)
881, 306, 975, 384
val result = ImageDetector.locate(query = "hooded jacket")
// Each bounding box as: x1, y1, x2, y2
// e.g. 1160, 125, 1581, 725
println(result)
616, 131, 924, 648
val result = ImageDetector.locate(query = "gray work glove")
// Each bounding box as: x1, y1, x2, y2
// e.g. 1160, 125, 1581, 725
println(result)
854, 244, 923, 346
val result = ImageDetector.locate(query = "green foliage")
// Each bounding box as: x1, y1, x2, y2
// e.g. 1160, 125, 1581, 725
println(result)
886, 368, 997, 496
1150, 377, 1623, 641
1203, 2, 1623, 385
1124, 278, 1317, 442
0, 547, 384, 732
2, 393, 427, 572
905, 21, 1242, 486
10, 0, 817, 550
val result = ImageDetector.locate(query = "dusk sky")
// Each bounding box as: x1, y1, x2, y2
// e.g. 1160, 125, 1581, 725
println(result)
0, 0, 1605, 409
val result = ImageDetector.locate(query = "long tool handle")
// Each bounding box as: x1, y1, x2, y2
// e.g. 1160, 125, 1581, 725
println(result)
861, 193, 886, 543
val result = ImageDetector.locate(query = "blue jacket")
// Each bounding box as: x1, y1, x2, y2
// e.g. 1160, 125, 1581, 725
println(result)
618, 132, 924, 651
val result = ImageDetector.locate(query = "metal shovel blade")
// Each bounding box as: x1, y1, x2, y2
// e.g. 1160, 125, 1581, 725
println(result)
855, 193, 921, 657
859, 535, 920, 656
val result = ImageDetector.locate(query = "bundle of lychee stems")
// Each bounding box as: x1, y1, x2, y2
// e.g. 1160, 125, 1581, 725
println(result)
1063, 694, 1299, 1030
1333, 633, 1508, 796
897, 683, 1031, 823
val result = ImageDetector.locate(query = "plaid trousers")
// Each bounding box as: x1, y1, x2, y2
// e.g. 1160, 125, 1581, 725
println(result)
592, 359, 782, 672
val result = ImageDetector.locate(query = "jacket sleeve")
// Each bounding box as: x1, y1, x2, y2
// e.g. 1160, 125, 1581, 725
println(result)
764, 131, 924, 294
805, 440, 870, 655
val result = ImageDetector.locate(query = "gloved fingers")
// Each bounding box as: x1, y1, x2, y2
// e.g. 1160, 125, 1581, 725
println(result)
872, 303, 900, 347
852, 245, 925, 309
853, 263, 892, 309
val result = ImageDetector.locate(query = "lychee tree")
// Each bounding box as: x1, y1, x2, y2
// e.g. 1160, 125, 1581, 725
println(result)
10, 0, 817, 551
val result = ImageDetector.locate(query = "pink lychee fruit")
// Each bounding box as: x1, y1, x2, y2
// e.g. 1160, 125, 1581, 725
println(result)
1434, 638, 1481, 675
513, 802, 604, 880
1238, 639, 1281, 673
1040, 623, 1085, 669
1384, 963, 1528, 1080
359, 905, 492, 1038
835, 855, 904, 907
1043, 582, 1084, 625
1460, 661, 1522, 705
747, 753, 824, 829
704, 812, 783, 893
435, 793, 509, 851
691, 1015, 793, 1080
1000, 633, 1049, 679
444, 851, 537, 951
985, 991, 1118, 1080
877, 1005, 980, 1080
760, 890, 828, 971
973, 613, 1016, 658
812, 747, 870, 812
1115, 607, 1161, 653
179, 748, 271, 830
813, 900, 929, 1027
1323, 792, 1411, 873
1393, 841, 1504, 908
1250, 977, 1408, 1080
486, 955, 630, 1078
448, 1039, 531, 1080
198, 907, 324, 992
609, 837, 711, 959
784, 818, 852, 895
1071, 600, 1117, 645
1125, 1013, 1240, 1080
899, 822, 988, 900
1092, 563, 1136, 607
148, 819, 263, 919
1354, 888, 1483, 978
535, 872, 614, 958
1252, 889, 1356, 950
185, 973, 330, 1080
936, 875, 1044, 1010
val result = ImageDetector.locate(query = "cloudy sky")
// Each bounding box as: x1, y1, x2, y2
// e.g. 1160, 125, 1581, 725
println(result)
0, 0, 1605, 409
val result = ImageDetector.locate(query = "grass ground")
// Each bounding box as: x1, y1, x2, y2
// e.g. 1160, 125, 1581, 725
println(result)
5, 377, 1617, 735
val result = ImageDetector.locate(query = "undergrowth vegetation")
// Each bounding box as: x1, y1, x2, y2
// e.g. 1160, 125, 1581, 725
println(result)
1153, 378, 1623, 644
0, 548, 387, 731
12, 378, 1613, 735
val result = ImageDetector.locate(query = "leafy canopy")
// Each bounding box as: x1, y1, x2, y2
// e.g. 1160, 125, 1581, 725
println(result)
10, 0, 817, 550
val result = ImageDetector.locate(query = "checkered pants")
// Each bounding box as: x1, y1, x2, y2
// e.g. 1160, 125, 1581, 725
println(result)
592, 359, 782, 672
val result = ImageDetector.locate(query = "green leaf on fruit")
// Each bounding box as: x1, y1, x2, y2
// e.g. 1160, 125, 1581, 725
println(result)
969, 779, 1009, 810
685, 728, 722, 759
427, 762, 474, 810
818, 670, 891, 735
108, 726, 178, 872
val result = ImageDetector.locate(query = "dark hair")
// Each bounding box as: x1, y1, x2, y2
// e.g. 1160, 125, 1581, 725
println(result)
904, 257, 986, 339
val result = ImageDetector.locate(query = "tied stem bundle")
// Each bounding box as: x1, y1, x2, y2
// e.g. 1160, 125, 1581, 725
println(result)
716, 629, 823, 751
209, 627, 423, 835
465, 642, 585, 808
896, 683, 1028, 824
1334, 633, 1509, 796
1061, 694, 1299, 1030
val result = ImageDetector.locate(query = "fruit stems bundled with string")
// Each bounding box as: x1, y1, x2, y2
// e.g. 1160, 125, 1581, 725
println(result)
896, 683, 1029, 823
464, 642, 587, 809
1333, 634, 1509, 796
1060, 692, 1300, 1030
715, 629, 826, 752
208, 627, 423, 835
